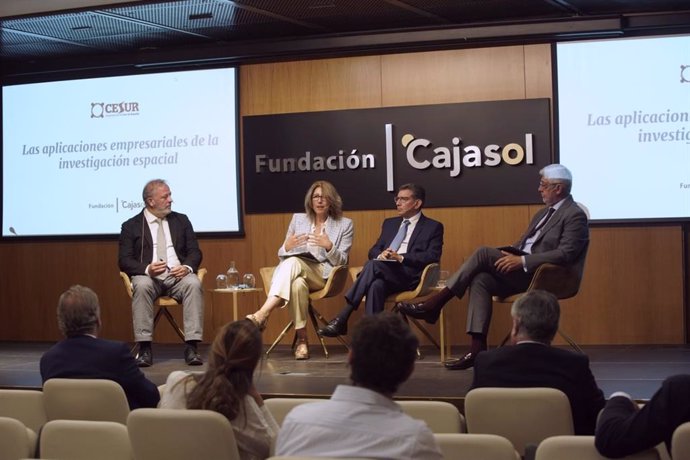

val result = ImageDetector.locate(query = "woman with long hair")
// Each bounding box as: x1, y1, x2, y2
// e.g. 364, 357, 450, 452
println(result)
246, 180, 353, 359
160, 319, 279, 460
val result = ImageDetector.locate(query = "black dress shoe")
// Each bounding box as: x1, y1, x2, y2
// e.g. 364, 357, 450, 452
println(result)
184, 346, 203, 366
135, 348, 153, 368
444, 352, 475, 370
397, 302, 441, 324
318, 317, 348, 337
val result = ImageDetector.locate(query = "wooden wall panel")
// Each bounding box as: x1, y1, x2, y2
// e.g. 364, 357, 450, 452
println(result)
0, 44, 685, 347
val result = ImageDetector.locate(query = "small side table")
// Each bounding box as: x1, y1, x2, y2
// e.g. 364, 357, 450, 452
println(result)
209, 288, 263, 335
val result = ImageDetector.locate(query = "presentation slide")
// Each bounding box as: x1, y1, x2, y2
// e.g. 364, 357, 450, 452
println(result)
2, 67, 241, 237
556, 35, 690, 222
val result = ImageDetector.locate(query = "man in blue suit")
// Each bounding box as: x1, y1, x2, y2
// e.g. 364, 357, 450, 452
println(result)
319, 183, 443, 337
40, 285, 160, 410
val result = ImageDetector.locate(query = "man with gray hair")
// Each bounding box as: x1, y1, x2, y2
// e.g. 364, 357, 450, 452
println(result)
471, 290, 605, 435
40, 285, 160, 409
399, 164, 589, 370
119, 178, 204, 367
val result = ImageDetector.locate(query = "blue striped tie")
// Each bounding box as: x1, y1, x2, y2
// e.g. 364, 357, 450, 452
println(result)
389, 219, 410, 252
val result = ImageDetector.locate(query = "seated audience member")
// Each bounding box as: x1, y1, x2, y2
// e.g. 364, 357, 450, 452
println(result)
40, 285, 160, 409
160, 319, 279, 460
471, 289, 604, 435
318, 183, 443, 338
246, 180, 353, 360
595, 374, 690, 458
276, 312, 442, 459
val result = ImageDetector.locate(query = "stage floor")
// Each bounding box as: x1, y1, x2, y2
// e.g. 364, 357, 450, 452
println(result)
2, 342, 690, 406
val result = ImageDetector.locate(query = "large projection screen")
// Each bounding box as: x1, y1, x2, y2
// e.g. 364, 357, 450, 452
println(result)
556, 35, 690, 222
2, 67, 241, 237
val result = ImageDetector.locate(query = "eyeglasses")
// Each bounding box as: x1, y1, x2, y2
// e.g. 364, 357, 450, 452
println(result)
539, 181, 560, 189
312, 194, 327, 201
394, 196, 414, 203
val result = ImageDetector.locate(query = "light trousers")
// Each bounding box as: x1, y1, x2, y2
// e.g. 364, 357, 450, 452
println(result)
269, 257, 325, 329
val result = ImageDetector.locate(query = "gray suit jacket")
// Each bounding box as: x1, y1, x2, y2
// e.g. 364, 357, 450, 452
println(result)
278, 213, 353, 278
514, 196, 589, 275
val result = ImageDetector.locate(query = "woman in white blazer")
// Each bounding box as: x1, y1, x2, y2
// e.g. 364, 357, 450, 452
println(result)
247, 180, 353, 359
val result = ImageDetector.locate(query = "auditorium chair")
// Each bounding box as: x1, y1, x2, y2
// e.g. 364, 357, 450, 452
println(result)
0, 416, 36, 460
0, 388, 46, 434
672, 422, 690, 460
465, 387, 574, 458
433, 433, 520, 460
127, 408, 240, 460
43, 378, 130, 424
349, 263, 447, 360
119, 268, 207, 344
535, 435, 663, 460
259, 265, 349, 358
40, 419, 131, 460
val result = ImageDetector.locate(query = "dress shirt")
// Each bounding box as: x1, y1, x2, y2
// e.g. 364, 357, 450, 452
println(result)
397, 211, 421, 255
144, 208, 190, 277
275, 384, 441, 460
160, 371, 279, 460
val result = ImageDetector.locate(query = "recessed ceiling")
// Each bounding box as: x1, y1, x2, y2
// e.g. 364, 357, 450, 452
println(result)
1, 0, 689, 76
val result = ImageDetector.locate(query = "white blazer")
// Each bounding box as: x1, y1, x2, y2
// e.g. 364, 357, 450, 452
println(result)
277, 213, 353, 278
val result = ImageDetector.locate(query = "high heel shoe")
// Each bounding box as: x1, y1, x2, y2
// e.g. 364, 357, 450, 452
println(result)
294, 342, 310, 360
246, 313, 268, 331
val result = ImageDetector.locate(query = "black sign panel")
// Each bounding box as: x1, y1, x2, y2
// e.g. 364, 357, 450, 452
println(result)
243, 99, 551, 214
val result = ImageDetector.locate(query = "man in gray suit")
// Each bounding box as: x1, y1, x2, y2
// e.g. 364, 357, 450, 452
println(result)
399, 164, 588, 370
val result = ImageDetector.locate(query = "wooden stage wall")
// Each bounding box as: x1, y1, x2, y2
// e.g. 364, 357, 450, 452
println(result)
0, 45, 686, 347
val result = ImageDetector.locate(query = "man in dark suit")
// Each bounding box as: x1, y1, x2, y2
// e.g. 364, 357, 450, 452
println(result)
595, 374, 690, 457
471, 289, 605, 435
40, 285, 160, 410
399, 164, 589, 370
318, 183, 443, 337
118, 178, 204, 367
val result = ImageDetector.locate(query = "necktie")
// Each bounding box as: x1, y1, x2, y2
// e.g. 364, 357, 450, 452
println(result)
156, 219, 167, 262
389, 219, 410, 252
520, 207, 555, 250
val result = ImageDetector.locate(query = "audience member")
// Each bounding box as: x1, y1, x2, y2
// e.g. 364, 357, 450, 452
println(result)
40, 285, 160, 409
246, 180, 353, 359
119, 178, 204, 367
595, 374, 690, 457
399, 164, 588, 370
471, 289, 605, 435
159, 319, 279, 460
318, 183, 443, 338
276, 312, 442, 459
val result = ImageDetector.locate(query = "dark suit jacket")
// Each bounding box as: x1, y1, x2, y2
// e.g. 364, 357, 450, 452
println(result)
118, 210, 202, 276
367, 214, 444, 283
40, 335, 160, 409
471, 342, 605, 435
595, 374, 690, 458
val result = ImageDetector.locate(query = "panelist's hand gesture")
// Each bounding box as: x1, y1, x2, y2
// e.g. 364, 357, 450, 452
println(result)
308, 232, 333, 251
285, 233, 308, 252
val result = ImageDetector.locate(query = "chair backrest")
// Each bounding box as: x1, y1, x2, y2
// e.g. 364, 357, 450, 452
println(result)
535, 435, 662, 460
434, 433, 520, 460
119, 268, 207, 305
397, 400, 465, 433
0, 389, 46, 433
40, 419, 132, 460
43, 378, 130, 424
264, 397, 323, 426
127, 408, 240, 460
465, 387, 574, 456
672, 421, 690, 460
260, 265, 349, 302
0, 417, 36, 460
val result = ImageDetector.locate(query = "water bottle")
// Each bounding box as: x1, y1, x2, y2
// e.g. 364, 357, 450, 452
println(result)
226, 261, 240, 290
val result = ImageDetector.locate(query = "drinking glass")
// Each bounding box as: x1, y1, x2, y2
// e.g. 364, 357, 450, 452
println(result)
437, 270, 450, 288
243, 273, 256, 289
215, 274, 228, 289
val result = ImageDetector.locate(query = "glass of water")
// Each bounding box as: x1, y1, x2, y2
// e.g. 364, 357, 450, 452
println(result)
437, 270, 450, 288
215, 274, 228, 289
243, 273, 256, 289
